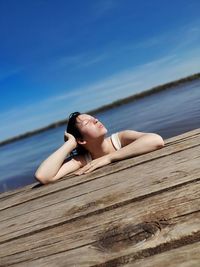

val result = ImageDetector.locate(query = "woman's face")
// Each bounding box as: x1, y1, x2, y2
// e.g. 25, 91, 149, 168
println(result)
75, 114, 107, 139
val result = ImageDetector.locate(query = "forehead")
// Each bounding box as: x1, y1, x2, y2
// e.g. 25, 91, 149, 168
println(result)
76, 114, 93, 122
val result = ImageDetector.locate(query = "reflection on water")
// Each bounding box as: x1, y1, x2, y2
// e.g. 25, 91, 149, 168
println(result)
0, 79, 200, 193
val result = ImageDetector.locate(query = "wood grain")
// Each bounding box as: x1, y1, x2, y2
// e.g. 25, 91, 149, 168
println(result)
0, 128, 199, 267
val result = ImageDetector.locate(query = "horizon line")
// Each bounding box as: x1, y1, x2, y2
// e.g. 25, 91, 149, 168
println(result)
0, 72, 199, 146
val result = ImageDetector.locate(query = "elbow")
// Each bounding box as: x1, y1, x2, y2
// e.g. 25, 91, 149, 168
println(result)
154, 134, 165, 148
34, 172, 53, 185
148, 133, 165, 148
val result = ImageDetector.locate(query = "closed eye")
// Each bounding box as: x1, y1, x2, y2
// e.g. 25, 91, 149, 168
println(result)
81, 120, 89, 126
81, 117, 97, 126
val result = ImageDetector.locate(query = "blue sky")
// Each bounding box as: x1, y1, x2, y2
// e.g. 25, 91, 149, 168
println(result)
0, 0, 200, 142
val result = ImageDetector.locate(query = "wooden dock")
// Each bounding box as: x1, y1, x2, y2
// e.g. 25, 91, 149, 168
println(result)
0, 128, 200, 267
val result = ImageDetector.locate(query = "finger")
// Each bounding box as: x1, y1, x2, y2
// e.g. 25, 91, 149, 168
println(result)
84, 164, 99, 173
74, 164, 91, 175
75, 159, 100, 175
74, 172, 82, 175
84, 167, 96, 173
74, 170, 85, 175
80, 165, 91, 173
76, 164, 94, 175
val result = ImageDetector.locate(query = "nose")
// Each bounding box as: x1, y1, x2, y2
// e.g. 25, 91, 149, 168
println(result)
93, 118, 98, 123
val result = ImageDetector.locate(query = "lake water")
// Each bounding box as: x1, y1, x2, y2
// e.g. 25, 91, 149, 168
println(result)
0, 79, 200, 193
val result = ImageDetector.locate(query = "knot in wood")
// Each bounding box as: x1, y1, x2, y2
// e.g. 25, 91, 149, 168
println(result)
94, 222, 160, 253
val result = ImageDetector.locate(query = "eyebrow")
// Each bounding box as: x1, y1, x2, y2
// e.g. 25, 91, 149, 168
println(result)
76, 116, 93, 124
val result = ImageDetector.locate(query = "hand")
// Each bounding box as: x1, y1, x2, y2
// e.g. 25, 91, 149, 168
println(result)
74, 155, 112, 175
64, 131, 77, 149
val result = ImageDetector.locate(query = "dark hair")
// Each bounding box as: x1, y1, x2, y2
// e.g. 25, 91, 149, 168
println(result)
65, 111, 88, 157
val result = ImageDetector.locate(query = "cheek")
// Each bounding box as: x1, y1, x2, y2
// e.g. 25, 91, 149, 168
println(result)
79, 126, 94, 136
84, 127, 101, 137
80, 125, 107, 138
87, 127, 99, 136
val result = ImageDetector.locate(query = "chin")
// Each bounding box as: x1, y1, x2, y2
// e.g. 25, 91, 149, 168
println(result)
95, 128, 108, 138
101, 126, 108, 134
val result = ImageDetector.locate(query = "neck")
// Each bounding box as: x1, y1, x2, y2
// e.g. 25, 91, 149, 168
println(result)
85, 137, 111, 159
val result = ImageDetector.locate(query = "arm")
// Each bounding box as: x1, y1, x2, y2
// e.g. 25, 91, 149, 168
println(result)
109, 131, 164, 162
35, 133, 80, 184
75, 130, 164, 175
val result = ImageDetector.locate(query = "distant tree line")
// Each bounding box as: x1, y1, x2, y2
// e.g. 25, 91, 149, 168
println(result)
0, 72, 199, 147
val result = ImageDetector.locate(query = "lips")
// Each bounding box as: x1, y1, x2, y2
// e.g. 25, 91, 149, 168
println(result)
97, 123, 104, 128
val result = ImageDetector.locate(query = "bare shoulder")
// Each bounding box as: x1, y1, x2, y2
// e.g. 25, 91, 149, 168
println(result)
117, 130, 148, 147
117, 130, 164, 147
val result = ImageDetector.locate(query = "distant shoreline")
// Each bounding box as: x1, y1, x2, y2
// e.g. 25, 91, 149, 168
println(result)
1, 72, 200, 147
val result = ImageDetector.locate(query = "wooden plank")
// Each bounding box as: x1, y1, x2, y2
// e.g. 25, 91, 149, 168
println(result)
1, 126, 195, 200
0, 132, 200, 218
1, 194, 199, 266
0, 144, 199, 243
163, 127, 200, 145
0, 128, 200, 210
0, 129, 199, 266
123, 242, 200, 267
0, 180, 199, 266
0, 142, 200, 239
1, 128, 199, 201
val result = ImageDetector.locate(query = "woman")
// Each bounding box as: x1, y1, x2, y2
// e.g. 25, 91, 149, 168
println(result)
35, 111, 165, 184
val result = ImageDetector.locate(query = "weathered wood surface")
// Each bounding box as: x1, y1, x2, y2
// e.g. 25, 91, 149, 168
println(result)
0, 128, 199, 267
123, 242, 200, 267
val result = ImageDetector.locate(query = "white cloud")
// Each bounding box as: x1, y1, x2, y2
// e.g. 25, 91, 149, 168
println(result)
46, 51, 109, 73
45, 20, 200, 75
170, 22, 200, 53
1, 48, 200, 142
1, 21, 200, 142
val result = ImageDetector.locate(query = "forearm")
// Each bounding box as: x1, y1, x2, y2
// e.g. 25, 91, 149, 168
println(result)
35, 141, 74, 182
109, 134, 164, 163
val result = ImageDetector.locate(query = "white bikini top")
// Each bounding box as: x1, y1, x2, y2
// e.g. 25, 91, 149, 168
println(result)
84, 132, 122, 164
